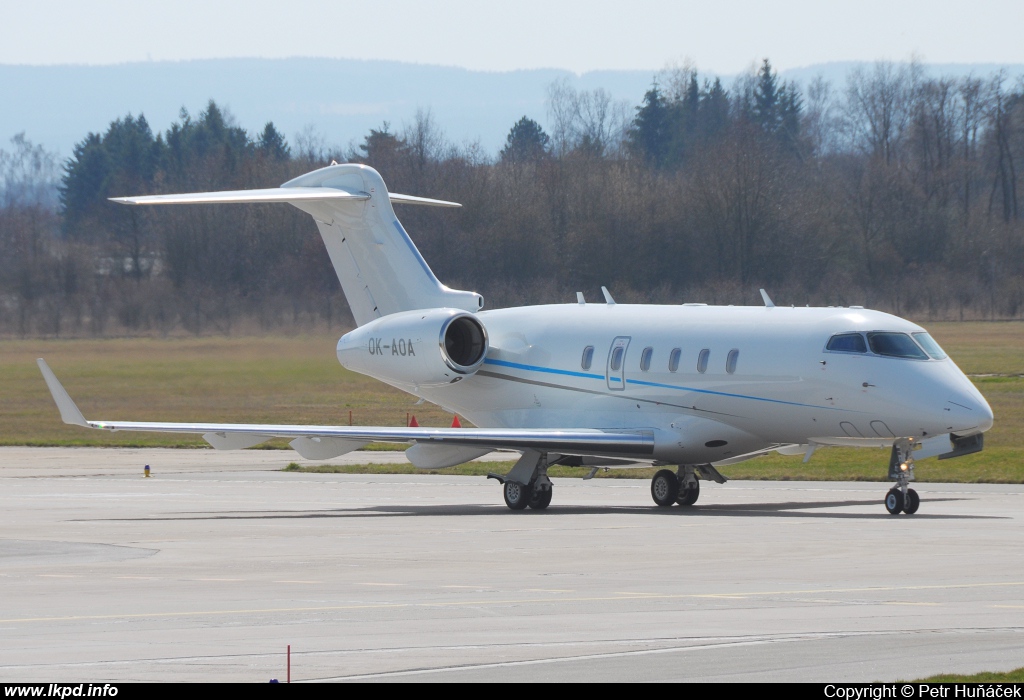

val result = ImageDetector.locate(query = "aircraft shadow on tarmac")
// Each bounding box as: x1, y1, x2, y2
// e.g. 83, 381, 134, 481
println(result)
89, 496, 1006, 522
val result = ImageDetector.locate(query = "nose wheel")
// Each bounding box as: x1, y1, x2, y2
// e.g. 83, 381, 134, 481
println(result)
884, 488, 904, 515
884, 439, 921, 515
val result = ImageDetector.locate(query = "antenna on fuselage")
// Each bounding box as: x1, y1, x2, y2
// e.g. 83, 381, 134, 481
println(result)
759, 289, 775, 308
576, 292, 586, 304
601, 286, 616, 305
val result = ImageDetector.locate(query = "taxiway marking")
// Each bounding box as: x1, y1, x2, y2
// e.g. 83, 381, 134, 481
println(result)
3, 580, 1023, 625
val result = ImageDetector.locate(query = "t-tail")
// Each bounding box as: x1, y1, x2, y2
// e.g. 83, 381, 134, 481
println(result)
111, 163, 483, 326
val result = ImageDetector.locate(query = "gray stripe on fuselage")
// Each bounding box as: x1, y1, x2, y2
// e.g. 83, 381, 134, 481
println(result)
475, 370, 742, 419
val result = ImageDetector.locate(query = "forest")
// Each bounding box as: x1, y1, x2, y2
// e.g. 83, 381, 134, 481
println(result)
1, 59, 1022, 337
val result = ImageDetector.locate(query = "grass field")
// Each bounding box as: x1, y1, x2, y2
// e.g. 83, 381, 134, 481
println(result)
3, 322, 1022, 481
912, 666, 1024, 682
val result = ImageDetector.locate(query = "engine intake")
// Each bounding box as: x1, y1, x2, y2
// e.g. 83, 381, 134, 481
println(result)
441, 314, 487, 372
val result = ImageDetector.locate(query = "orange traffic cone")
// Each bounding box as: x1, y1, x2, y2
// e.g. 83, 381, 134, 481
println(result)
451, 415, 462, 428
409, 415, 419, 427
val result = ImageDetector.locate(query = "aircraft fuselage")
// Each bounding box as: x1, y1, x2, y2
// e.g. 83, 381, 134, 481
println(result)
339, 303, 992, 465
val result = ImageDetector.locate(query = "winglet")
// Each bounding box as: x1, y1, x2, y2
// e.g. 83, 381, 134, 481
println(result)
36, 359, 89, 427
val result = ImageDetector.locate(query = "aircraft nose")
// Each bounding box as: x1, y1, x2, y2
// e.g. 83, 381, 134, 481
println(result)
975, 395, 995, 432
943, 371, 993, 433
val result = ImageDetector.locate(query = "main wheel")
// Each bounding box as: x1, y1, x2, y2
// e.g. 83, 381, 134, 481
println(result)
503, 481, 530, 510
529, 485, 553, 510
676, 479, 700, 506
903, 488, 920, 515
885, 488, 904, 515
651, 469, 679, 507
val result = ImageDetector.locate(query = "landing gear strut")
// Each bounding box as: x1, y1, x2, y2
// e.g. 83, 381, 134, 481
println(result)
885, 438, 920, 515
676, 465, 700, 506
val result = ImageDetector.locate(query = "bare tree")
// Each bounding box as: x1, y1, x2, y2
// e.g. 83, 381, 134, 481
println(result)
546, 79, 630, 158
844, 60, 921, 165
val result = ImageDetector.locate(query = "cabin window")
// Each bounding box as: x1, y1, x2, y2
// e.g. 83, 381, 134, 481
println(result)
912, 332, 947, 360
581, 345, 594, 370
697, 348, 710, 374
867, 332, 929, 360
726, 349, 739, 374
826, 333, 867, 353
668, 348, 681, 373
640, 347, 653, 371
610, 346, 625, 371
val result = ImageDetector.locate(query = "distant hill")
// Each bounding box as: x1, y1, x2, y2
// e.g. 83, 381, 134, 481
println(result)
3, 58, 1023, 158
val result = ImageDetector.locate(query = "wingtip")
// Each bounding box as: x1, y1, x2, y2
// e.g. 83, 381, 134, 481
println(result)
37, 359, 89, 428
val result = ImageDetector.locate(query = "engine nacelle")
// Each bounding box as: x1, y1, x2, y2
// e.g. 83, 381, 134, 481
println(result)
336, 308, 488, 388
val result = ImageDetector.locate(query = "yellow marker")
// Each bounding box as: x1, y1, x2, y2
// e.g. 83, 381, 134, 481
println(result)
144, 465, 151, 478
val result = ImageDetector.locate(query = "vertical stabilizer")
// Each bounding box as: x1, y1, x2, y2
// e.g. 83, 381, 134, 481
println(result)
282, 164, 482, 326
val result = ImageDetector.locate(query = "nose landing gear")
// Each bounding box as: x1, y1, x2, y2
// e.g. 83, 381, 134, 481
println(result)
885, 438, 920, 515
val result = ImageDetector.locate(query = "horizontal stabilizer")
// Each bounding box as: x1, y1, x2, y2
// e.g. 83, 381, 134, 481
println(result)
110, 188, 460, 208
110, 187, 369, 206
388, 193, 461, 208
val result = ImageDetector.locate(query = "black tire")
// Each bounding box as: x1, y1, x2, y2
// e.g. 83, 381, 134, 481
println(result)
651, 469, 679, 507
503, 481, 530, 510
885, 488, 904, 515
676, 479, 700, 506
903, 488, 920, 515
528, 485, 553, 510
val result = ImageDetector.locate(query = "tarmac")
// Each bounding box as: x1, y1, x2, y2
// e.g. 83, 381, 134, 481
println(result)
1, 446, 1023, 683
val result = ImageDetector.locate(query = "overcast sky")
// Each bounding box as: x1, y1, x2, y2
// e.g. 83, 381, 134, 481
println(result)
4, 0, 1023, 74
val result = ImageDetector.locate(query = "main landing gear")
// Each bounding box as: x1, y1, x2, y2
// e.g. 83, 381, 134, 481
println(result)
884, 438, 921, 515
650, 465, 723, 508
489, 450, 553, 511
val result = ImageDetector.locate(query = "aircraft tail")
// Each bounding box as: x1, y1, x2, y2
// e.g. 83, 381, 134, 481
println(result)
112, 163, 482, 327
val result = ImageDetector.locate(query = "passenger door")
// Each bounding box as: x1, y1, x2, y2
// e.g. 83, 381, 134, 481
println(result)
606, 336, 630, 391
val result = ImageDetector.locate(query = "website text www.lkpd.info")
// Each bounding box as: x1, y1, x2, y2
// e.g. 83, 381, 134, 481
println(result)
4, 686, 118, 698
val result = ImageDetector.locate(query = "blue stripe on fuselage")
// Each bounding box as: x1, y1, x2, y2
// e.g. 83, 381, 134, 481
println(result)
484, 358, 604, 380
482, 358, 837, 411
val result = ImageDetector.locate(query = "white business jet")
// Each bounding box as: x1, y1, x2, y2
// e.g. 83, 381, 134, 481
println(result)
38, 164, 993, 514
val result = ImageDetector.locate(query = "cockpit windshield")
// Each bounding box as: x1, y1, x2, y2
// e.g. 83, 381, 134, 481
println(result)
826, 333, 867, 353
912, 332, 948, 360
867, 332, 929, 360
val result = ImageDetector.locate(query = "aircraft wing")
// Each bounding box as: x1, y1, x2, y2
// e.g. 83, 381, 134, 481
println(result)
37, 359, 653, 461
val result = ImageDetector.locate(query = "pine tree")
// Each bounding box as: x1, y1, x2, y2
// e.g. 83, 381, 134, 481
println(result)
258, 122, 290, 161
500, 116, 550, 164
754, 58, 781, 134
629, 82, 671, 167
